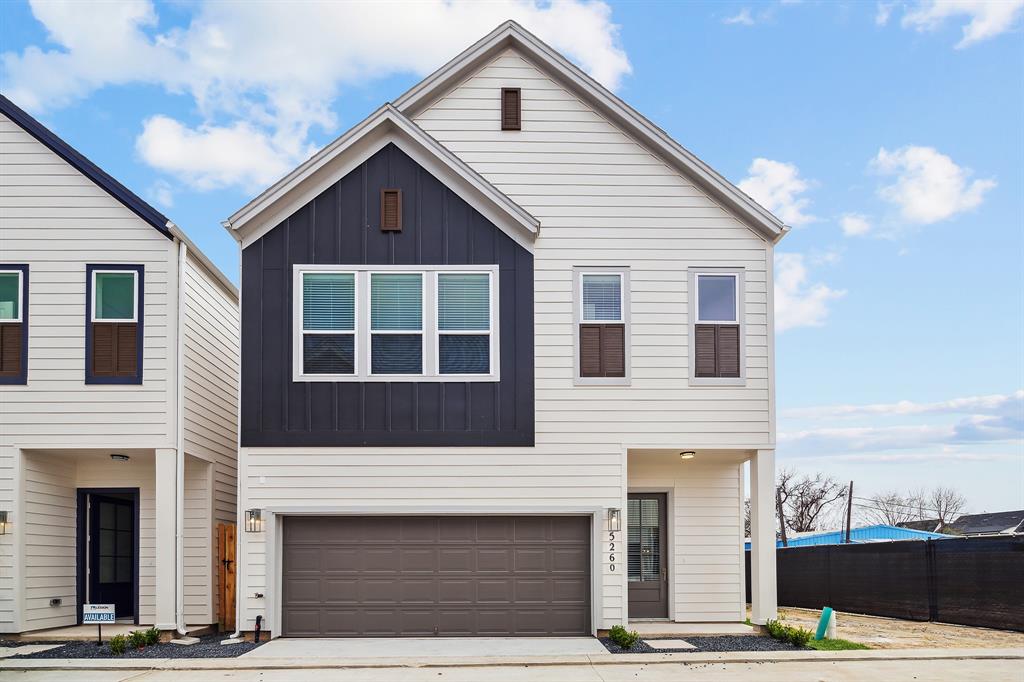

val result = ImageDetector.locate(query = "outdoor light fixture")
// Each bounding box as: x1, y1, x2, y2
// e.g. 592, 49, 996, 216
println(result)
679, 451, 696, 460
245, 508, 263, 533
0, 511, 9, 535
110, 453, 130, 462
607, 508, 622, 532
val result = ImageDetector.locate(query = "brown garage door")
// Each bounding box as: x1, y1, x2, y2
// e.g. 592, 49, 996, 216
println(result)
282, 516, 591, 637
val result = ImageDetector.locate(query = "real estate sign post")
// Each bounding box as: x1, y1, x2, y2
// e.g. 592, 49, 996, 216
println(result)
82, 604, 115, 645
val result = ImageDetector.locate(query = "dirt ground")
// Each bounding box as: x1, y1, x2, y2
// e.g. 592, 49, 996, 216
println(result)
754, 606, 1024, 649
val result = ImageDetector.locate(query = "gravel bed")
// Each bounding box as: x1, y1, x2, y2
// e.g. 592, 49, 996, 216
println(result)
600, 635, 799, 654
11, 634, 264, 659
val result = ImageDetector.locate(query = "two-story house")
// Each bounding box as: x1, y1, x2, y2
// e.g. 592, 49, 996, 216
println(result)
0, 96, 239, 635
224, 22, 783, 638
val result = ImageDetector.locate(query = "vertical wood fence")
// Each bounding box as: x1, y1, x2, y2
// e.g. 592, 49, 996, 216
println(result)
217, 523, 236, 632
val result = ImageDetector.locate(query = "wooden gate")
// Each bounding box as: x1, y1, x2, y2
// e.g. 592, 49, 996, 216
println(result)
217, 523, 236, 632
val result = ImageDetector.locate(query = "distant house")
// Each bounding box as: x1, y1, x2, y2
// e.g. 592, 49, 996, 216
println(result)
744, 524, 951, 550
897, 510, 1024, 536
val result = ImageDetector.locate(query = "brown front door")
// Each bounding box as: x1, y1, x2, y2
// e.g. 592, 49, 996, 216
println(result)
281, 516, 591, 637
627, 493, 668, 618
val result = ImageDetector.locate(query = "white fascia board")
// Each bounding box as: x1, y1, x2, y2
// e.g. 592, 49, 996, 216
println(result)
394, 21, 788, 244
225, 105, 538, 252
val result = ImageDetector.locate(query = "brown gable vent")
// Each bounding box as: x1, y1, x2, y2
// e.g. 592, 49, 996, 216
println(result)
501, 87, 521, 131
380, 188, 402, 232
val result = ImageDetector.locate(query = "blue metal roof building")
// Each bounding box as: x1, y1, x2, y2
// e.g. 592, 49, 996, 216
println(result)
743, 524, 951, 550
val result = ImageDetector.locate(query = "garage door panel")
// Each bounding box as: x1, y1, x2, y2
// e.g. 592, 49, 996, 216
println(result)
282, 516, 591, 637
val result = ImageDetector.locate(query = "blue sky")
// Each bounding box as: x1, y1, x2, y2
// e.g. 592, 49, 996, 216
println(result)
2, 1, 1021, 516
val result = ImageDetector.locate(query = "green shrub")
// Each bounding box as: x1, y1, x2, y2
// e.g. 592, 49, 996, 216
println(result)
608, 624, 641, 649
765, 619, 813, 648
144, 627, 160, 646
806, 638, 869, 651
109, 634, 127, 656
127, 629, 147, 649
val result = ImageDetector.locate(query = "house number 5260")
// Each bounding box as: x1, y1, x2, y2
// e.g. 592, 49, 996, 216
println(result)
608, 532, 616, 571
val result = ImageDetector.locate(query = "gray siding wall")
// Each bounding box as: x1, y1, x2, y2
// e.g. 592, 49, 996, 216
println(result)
241, 143, 534, 447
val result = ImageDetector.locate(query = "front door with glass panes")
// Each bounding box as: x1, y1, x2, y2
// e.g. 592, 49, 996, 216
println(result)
627, 493, 668, 618
87, 493, 136, 620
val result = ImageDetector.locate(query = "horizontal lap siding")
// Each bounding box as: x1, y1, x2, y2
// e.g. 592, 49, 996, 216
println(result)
413, 49, 771, 448
0, 113, 173, 448
182, 255, 239, 624
629, 457, 744, 622
183, 456, 212, 624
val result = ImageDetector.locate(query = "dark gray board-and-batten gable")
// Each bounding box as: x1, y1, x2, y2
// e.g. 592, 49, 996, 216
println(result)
241, 143, 535, 447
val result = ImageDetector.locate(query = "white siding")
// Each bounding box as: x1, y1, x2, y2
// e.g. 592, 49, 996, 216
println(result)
237, 46, 772, 631
0, 111, 175, 448
182, 254, 239, 624
629, 455, 745, 622
183, 455, 212, 624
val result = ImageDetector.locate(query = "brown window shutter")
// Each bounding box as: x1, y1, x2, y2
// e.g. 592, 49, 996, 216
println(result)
0, 323, 22, 377
600, 324, 625, 377
717, 324, 740, 378
115, 323, 138, 376
580, 324, 602, 377
501, 88, 521, 130
694, 324, 718, 377
380, 189, 402, 232
92, 322, 116, 376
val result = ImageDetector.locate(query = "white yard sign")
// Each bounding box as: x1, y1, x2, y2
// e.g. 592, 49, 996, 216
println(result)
82, 603, 115, 624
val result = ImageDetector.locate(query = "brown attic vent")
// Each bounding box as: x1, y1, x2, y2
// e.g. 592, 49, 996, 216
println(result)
501, 88, 521, 131
380, 188, 402, 232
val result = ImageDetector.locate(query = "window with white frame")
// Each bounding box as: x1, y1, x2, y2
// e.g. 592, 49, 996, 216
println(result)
92, 270, 138, 322
574, 268, 629, 382
294, 265, 498, 381
693, 272, 741, 379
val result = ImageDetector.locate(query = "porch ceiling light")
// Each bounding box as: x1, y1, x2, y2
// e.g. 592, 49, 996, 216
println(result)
245, 508, 263, 533
0, 510, 8, 535
607, 508, 622, 532
110, 453, 130, 462
679, 451, 696, 460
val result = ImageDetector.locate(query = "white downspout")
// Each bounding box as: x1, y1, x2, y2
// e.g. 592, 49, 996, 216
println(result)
174, 236, 188, 636
224, 221, 245, 642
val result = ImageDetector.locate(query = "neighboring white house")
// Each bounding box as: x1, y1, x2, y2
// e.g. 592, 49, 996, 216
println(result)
223, 21, 783, 638
0, 95, 239, 634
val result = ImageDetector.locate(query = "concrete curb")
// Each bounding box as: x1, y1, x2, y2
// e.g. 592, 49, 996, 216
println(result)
1, 647, 1021, 671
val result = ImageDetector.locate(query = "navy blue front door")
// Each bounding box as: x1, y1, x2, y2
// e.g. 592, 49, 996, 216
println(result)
88, 495, 135, 618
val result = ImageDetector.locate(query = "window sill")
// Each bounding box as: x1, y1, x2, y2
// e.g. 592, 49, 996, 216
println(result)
689, 377, 746, 387
574, 376, 631, 387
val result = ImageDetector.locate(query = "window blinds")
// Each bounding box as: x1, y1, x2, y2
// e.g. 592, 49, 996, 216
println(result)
582, 274, 621, 321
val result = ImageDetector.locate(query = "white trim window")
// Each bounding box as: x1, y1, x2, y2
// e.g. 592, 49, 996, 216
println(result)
91, 270, 138, 322
293, 264, 499, 382
573, 266, 630, 385
690, 270, 744, 382
0, 269, 23, 322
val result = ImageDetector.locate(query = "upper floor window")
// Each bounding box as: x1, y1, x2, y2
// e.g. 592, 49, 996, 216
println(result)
574, 267, 630, 385
692, 271, 742, 381
86, 265, 144, 384
294, 265, 498, 382
0, 265, 28, 385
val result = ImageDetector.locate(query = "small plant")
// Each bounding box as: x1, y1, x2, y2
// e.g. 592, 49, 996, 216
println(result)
806, 638, 869, 651
143, 626, 160, 646
765, 618, 813, 647
608, 624, 641, 649
109, 634, 127, 655
127, 629, 148, 649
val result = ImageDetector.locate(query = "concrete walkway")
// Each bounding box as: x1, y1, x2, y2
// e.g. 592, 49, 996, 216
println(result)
4, 657, 1023, 681
241, 636, 608, 659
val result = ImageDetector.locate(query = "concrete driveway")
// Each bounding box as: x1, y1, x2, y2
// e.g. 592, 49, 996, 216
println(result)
241, 636, 608, 660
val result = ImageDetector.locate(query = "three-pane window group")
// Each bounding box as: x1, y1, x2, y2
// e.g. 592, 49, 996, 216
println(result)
300, 270, 493, 378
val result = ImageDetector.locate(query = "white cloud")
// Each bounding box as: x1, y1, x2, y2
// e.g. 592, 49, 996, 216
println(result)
723, 8, 756, 25
738, 158, 817, 226
872, 145, 996, 224
774, 252, 845, 332
901, 0, 1024, 48
149, 179, 174, 208
876, 2, 894, 26
3, 0, 632, 192
782, 390, 1024, 419
840, 213, 872, 236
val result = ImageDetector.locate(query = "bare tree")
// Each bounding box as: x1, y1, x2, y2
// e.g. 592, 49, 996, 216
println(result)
776, 468, 848, 533
743, 499, 751, 537
860, 490, 926, 526
929, 487, 967, 529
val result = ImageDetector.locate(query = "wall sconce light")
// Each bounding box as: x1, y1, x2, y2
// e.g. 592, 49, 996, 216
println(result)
679, 451, 696, 460
0, 510, 9, 535
607, 508, 622, 532
244, 508, 263, 533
